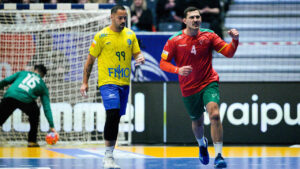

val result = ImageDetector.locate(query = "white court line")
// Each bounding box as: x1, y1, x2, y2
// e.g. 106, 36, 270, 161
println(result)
76, 154, 100, 158
83, 148, 151, 158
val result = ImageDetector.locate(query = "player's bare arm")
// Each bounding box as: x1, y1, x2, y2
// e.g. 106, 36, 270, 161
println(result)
80, 54, 96, 96
50, 128, 56, 133
133, 52, 145, 66
50, 128, 59, 138
178, 65, 193, 76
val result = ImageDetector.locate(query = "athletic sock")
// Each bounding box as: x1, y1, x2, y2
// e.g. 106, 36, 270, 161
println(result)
214, 142, 223, 157
105, 146, 114, 157
197, 137, 207, 147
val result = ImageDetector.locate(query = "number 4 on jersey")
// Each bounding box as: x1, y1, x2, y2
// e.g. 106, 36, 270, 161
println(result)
191, 45, 196, 55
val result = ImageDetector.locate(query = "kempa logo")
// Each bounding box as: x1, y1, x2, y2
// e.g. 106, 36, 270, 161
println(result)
2, 93, 145, 133
204, 94, 300, 132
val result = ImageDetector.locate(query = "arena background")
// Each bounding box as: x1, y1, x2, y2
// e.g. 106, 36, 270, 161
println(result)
0, 0, 299, 145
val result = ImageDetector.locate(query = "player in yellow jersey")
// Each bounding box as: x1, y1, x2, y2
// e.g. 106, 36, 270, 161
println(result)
80, 5, 145, 169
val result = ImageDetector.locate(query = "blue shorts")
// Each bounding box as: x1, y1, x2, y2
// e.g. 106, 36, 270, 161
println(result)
99, 84, 129, 116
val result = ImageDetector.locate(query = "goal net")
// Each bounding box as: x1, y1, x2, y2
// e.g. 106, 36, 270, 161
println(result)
0, 4, 132, 145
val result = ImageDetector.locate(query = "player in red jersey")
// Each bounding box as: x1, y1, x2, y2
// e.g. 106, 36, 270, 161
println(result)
160, 6, 239, 168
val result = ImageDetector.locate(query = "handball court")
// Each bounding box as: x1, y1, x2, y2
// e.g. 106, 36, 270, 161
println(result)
0, 145, 300, 169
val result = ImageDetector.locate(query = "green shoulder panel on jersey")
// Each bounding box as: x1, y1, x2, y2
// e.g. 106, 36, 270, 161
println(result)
169, 31, 183, 40
99, 31, 108, 38
97, 27, 110, 39
200, 28, 214, 33
99, 33, 108, 38
95, 31, 107, 39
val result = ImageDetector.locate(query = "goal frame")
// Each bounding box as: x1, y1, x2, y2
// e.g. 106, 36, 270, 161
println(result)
0, 3, 133, 146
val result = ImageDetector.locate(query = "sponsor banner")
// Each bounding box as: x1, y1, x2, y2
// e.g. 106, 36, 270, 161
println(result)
134, 34, 178, 82
2, 100, 145, 134
1, 82, 299, 144
0, 33, 176, 82
167, 82, 300, 144
219, 82, 300, 144
131, 83, 164, 143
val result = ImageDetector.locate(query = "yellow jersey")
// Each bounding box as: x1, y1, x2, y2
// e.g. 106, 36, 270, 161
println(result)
89, 26, 141, 87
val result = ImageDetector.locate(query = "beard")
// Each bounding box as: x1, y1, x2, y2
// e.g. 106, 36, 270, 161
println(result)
117, 23, 125, 31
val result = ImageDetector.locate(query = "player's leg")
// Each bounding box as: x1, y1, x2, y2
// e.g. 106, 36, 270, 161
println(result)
21, 101, 40, 147
206, 101, 226, 167
103, 84, 128, 150
192, 115, 204, 141
182, 92, 209, 165
192, 115, 210, 165
0, 98, 18, 126
100, 84, 128, 169
104, 109, 121, 157
203, 82, 227, 168
206, 102, 223, 143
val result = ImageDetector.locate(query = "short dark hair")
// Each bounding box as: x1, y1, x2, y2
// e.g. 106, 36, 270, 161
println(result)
34, 64, 47, 76
111, 5, 126, 14
184, 6, 200, 18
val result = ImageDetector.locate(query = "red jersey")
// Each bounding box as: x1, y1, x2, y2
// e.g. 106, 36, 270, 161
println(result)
161, 29, 238, 97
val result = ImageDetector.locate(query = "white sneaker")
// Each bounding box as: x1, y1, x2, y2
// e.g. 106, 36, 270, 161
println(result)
103, 156, 120, 169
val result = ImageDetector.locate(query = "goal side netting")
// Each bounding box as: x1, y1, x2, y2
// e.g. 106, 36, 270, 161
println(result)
0, 5, 132, 145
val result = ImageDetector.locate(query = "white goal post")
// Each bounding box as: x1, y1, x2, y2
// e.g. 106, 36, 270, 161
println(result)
0, 3, 133, 145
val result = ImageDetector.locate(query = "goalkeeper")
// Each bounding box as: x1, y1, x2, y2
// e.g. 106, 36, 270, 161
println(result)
0, 64, 58, 147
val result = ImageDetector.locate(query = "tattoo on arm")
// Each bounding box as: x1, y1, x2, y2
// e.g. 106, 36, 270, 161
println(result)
86, 63, 93, 79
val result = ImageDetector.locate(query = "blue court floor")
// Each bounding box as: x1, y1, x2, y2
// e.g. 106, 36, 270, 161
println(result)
0, 146, 299, 169
1, 157, 300, 169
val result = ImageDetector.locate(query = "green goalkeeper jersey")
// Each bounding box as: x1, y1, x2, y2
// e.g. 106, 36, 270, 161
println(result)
0, 71, 54, 128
